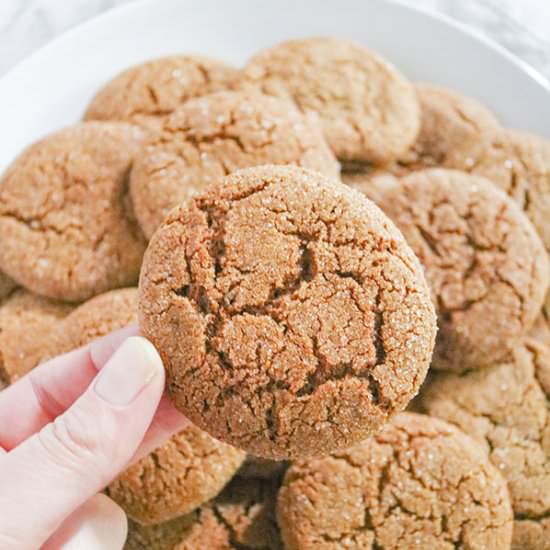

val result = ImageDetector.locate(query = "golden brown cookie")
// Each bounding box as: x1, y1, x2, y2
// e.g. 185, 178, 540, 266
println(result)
474, 130, 550, 253
419, 341, 550, 550
124, 476, 282, 550
277, 412, 513, 550
0, 289, 73, 384
107, 423, 245, 525
0, 122, 146, 302
240, 37, 420, 164
237, 457, 288, 481
341, 169, 399, 205
139, 165, 437, 459
377, 168, 549, 371
84, 55, 237, 131
395, 84, 503, 174
130, 90, 340, 238
45, 287, 137, 359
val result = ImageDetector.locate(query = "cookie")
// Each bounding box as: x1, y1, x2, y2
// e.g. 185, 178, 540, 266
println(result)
377, 168, 549, 371
0, 289, 73, 384
474, 130, 550, 253
241, 37, 419, 164
341, 169, 399, 205
139, 165, 437, 459
107, 423, 246, 525
45, 287, 138, 359
0, 122, 147, 302
394, 84, 503, 174
277, 412, 513, 550
124, 476, 282, 550
130, 90, 340, 238
237, 457, 288, 481
419, 340, 550, 550
84, 55, 237, 131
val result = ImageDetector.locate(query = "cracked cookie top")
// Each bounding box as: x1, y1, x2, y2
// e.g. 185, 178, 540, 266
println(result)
124, 476, 282, 550
419, 340, 550, 550
377, 168, 549, 372
44, 287, 138, 360
139, 165, 437, 459
277, 412, 513, 550
84, 55, 237, 132
129, 89, 340, 238
392, 84, 503, 176
0, 289, 73, 384
240, 37, 420, 164
0, 122, 147, 302
107, 423, 245, 525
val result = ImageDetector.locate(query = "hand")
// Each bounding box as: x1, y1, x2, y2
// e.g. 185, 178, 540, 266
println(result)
0, 327, 187, 550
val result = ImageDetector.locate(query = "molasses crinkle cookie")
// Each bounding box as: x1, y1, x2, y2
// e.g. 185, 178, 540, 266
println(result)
240, 37, 420, 164
139, 165, 437, 459
0, 289, 73, 384
130, 89, 339, 238
84, 55, 237, 131
107, 424, 246, 525
377, 168, 549, 371
420, 340, 550, 550
277, 412, 513, 550
0, 122, 147, 302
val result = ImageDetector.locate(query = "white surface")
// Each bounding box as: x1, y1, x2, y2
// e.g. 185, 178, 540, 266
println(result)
0, 0, 549, 174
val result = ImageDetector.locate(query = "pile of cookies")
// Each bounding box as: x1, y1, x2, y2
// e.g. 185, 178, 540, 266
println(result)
0, 36, 548, 549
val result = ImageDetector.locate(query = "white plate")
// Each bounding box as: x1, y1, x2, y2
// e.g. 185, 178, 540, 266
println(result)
0, 0, 549, 174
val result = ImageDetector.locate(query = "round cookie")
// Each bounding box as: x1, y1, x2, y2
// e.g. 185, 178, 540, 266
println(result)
84, 55, 237, 131
341, 169, 399, 205
395, 84, 503, 174
107, 423, 246, 525
139, 165, 437, 459
238, 457, 288, 481
377, 168, 549, 371
277, 412, 513, 550
0, 122, 147, 302
45, 287, 138, 359
0, 289, 73, 384
240, 37, 420, 164
130, 90, 340, 238
124, 476, 282, 550
419, 340, 550, 550
474, 130, 550, 254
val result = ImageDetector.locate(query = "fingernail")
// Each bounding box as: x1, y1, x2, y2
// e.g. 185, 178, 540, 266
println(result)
94, 336, 163, 406
89, 324, 140, 369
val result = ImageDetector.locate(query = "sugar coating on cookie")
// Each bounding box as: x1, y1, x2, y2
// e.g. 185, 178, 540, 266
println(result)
0, 289, 73, 384
277, 412, 513, 550
84, 55, 237, 131
394, 84, 503, 175
377, 168, 549, 371
241, 37, 420, 164
107, 423, 246, 525
124, 476, 282, 550
45, 287, 138, 359
130, 90, 340, 238
139, 165, 437, 459
419, 341, 550, 550
0, 122, 147, 302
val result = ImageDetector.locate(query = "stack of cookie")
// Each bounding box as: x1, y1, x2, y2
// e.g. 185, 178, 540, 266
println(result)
0, 36, 548, 549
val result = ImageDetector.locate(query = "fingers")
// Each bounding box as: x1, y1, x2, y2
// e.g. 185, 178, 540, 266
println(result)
0, 325, 138, 450
0, 336, 164, 550
42, 494, 127, 550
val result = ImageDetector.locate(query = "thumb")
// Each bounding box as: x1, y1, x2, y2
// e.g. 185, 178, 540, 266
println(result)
0, 336, 165, 550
